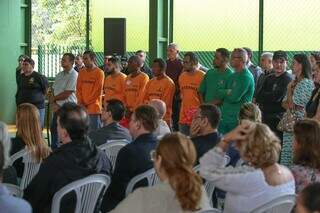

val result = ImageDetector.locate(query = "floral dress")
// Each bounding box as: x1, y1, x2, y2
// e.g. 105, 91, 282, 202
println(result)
280, 79, 314, 166
291, 165, 320, 193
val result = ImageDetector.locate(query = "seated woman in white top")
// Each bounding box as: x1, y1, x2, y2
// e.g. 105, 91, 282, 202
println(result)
110, 132, 211, 213
200, 120, 295, 213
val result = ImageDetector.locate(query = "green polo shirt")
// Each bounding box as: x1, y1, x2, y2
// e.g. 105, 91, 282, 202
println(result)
198, 67, 233, 103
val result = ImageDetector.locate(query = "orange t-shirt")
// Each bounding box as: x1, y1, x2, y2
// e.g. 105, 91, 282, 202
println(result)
104, 72, 126, 103
76, 67, 104, 114
178, 70, 205, 124
143, 75, 175, 125
124, 72, 149, 112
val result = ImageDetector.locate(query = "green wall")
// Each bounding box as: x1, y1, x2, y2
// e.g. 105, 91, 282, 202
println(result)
0, 0, 22, 123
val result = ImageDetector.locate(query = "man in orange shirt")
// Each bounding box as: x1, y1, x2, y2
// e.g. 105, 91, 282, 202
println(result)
179, 52, 205, 135
124, 55, 149, 115
104, 57, 126, 104
76, 50, 104, 130
143, 58, 175, 127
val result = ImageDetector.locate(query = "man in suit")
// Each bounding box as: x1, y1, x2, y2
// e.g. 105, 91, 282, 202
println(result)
89, 99, 132, 145
101, 105, 159, 212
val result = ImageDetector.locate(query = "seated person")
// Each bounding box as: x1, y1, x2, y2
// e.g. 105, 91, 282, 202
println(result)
291, 119, 320, 193
24, 103, 112, 213
148, 99, 171, 139
11, 103, 51, 178
296, 182, 320, 213
200, 120, 295, 213
101, 105, 159, 212
110, 133, 211, 213
89, 99, 132, 146
0, 141, 32, 213
0, 121, 17, 184
190, 104, 222, 164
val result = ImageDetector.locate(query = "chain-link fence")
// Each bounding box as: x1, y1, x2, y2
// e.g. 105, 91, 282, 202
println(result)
32, 0, 320, 77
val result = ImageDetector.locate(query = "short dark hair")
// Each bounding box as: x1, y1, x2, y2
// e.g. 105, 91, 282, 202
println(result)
153, 58, 167, 71
57, 103, 89, 140
105, 99, 125, 121
18, 54, 28, 62
199, 104, 221, 129
134, 105, 159, 132
135, 50, 145, 55
273, 50, 288, 61
184, 52, 198, 65
128, 55, 143, 67
0, 141, 3, 178
293, 53, 312, 79
108, 57, 122, 69
216, 48, 230, 61
300, 182, 320, 212
23, 58, 35, 67
83, 50, 96, 61
243, 47, 253, 59
63, 53, 75, 63
311, 52, 320, 62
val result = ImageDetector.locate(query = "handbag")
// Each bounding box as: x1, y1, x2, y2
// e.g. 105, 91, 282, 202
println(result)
277, 109, 298, 132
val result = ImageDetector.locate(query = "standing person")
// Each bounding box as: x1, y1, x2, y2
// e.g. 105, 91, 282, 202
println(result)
16, 58, 48, 127
178, 52, 205, 135
309, 52, 320, 80
281, 53, 314, 166
99, 55, 112, 76
256, 51, 292, 141
254, 52, 274, 100
103, 57, 126, 104
15, 54, 28, 84
166, 43, 183, 131
306, 61, 320, 121
198, 48, 233, 105
143, 58, 175, 126
243, 47, 262, 85
218, 48, 255, 134
76, 50, 104, 131
49, 53, 78, 150
135, 50, 153, 79
123, 55, 149, 115
74, 54, 84, 72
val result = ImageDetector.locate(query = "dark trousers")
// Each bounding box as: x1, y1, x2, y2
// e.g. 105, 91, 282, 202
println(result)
262, 112, 283, 143
50, 112, 60, 151
171, 92, 181, 132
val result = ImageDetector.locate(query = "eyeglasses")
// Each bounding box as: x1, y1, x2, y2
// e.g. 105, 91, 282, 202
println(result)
150, 150, 157, 162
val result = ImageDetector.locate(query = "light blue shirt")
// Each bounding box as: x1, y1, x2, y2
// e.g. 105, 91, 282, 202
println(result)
53, 68, 78, 106
0, 184, 32, 213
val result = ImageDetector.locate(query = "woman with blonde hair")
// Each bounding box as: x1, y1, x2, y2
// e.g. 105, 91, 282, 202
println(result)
110, 133, 210, 213
200, 120, 295, 213
11, 103, 51, 177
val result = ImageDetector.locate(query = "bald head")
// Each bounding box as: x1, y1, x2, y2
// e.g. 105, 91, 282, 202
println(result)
148, 99, 166, 119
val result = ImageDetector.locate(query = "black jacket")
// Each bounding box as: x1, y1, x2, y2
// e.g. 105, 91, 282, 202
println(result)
23, 137, 112, 213
89, 122, 132, 146
101, 133, 157, 212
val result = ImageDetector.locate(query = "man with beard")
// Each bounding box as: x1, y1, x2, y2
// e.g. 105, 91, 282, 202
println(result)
199, 48, 233, 106
103, 57, 127, 104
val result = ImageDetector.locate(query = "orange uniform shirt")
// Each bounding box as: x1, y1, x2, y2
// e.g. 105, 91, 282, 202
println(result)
178, 70, 205, 124
76, 67, 104, 114
104, 72, 126, 103
124, 72, 149, 112
143, 75, 175, 125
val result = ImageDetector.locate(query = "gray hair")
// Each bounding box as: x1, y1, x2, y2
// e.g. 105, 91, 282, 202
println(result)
168, 43, 180, 51
0, 122, 11, 168
261, 52, 273, 59
148, 99, 166, 119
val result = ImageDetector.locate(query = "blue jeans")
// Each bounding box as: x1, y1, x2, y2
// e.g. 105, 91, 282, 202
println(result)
179, 124, 190, 136
50, 112, 60, 150
39, 108, 45, 128
89, 114, 101, 131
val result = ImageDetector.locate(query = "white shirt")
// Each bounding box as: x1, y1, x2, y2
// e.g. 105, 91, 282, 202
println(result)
154, 119, 171, 139
110, 181, 211, 213
199, 147, 295, 213
53, 68, 78, 106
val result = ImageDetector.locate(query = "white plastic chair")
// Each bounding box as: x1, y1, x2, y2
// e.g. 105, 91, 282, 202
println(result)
51, 174, 111, 213
125, 168, 159, 196
235, 158, 245, 167
250, 194, 296, 213
3, 183, 23, 197
198, 209, 222, 213
98, 139, 129, 171
9, 148, 42, 190
193, 165, 215, 207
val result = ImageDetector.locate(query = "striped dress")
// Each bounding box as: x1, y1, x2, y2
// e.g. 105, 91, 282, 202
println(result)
280, 78, 314, 166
